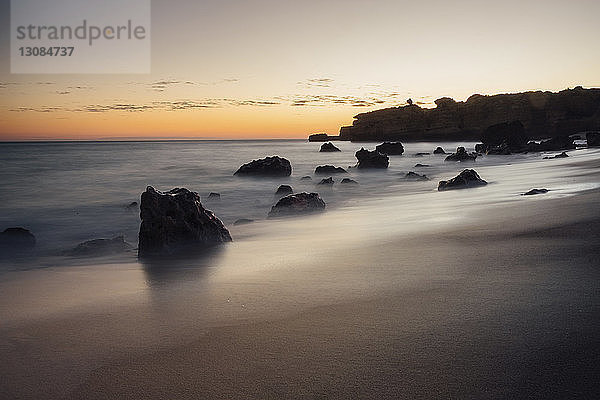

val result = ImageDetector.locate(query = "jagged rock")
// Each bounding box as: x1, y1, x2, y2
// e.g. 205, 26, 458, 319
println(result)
320, 142, 341, 152
309, 133, 340, 142
438, 169, 488, 191
479, 121, 528, 153
66, 236, 132, 257
234, 218, 254, 225
522, 188, 549, 196
475, 144, 486, 153
268, 192, 326, 218
528, 136, 575, 152
444, 147, 477, 162
587, 132, 600, 147
404, 171, 429, 181
318, 177, 335, 185
341, 178, 358, 184
355, 148, 389, 169
234, 156, 292, 177
375, 142, 404, 155
208, 192, 221, 200
543, 152, 569, 159
414, 163, 430, 167
0, 227, 36, 251
315, 165, 347, 174
138, 186, 232, 256
433, 147, 446, 154
415, 152, 430, 156
300, 176, 312, 181
275, 185, 293, 195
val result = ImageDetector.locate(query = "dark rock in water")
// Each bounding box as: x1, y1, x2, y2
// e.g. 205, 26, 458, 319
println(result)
415, 152, 430, 156
320, 142, 341, 152
522, 188, 549, 196
126, 201, 138, 209
315, 165, 347, 174
268, 192, 326, 218
480, 121, 528, 153
341, 178, 358, 185
404, 171, 429, 181
543, 152, 569, 159
234, 218, 254, 226
475, 143, 486, 153
208, 192, 221, 200
66, 236, 132, 257
528, 136, 575, 152
355, 148, 389, 169
318, 177, 335, 185
300, 176, 312, 181
309, 133, 340, 142
138, 186, 232, 257
375, 142, 404, 155
438, 169, 488, 191
414, 163, 430, 167
587, 132, 600, 147
275, 185, 293, 195
0, 227, 36, 251
433, 147, 446, 154
234, 156, 292, 177
445, 147, 477, 162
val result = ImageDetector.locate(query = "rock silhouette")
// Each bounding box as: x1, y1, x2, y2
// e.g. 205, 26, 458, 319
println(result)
0, 227, 36, 252
355, 148, 389, 169
522, 188, 549, 196
318, 177, 335, 185
234, 156, 292, 177
319, 142, 341, 152
433, 147, 446, 154
66, 236, 132, 257
438, 169, 488, 191
315, 165, 347, 174
275, 185, 293, 195
268, 193, 326, 218
375, 142, 404, 155
444, 147, 477, 162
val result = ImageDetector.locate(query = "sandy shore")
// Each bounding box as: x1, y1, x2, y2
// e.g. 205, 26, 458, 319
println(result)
1, 186, 599, 399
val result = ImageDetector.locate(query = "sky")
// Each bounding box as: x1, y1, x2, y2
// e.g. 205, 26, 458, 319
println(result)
1, 0, 599, 140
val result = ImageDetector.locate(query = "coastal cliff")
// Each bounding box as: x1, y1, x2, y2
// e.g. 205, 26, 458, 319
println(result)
311, 87, 600, 142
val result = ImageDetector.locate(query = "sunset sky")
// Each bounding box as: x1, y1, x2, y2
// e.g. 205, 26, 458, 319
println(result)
1, 0, 599, 140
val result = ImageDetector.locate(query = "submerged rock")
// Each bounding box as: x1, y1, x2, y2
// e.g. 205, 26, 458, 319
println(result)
528, 136, 575, 152
355, 148, 389, 169
444, 147, 477, 162
433, 146, 447, 154
275, 185, 293, 196
375, 142, 404, 155
234, 218, 255, 225
522, 188, 549, 196
318, 177, 335, 185
126, 201, 138, 209
300, 176, 312, 181
315, 165, 347, 174
319, 142, 341, 152
138, 186, 232, 256
208, 192, 221, 200
415, 152, 430, 156
543, 152, 569, 159
0, 227, 36, 251
341, 178, 358, 185
438, 169, 488, 191
414, 163, 430, 168
66, 236, 132, 257
404, 171, 429, 181
268, 192, 326, 218
234, 156, 292, 177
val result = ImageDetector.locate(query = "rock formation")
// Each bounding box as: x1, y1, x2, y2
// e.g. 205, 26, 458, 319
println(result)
315, 165, 347, 174
404, 171, 429, 181
275, 185, 293, 195
438, 169, 488, 191
587, 132, 600, 147
309, 133, 341, 142
268, 192, 326, 218
375, 142, 404, 155
318, 177, 335, 185
0, 227, 36, 252
444, 147, 477, 162
341, 178, 358, 185
320, 142, 341, 152
66, 236, 132, 257
522, 188, 549, 196
433, 147, 446, 154
355, 148, 389, 169
234, 156, 292, 177
138, 186, 232, 256
479, 121, 529, 154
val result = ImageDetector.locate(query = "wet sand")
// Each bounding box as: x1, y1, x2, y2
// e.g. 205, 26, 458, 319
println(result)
1, 186, 599, 399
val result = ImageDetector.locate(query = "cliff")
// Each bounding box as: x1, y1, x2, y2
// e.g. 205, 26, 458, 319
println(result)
332, 87, 600, 142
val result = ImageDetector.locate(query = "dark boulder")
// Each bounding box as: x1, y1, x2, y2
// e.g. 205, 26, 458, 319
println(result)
126, 201, 138, 209
522, 188, 549, 196
587, 132, 600, 147
433, 146, 446, 154
0, 227, 36, 251
208, 192, 221, 200
268, 192, 326, 218
275, 185, 293, 195
375, 142, 404, 155
414, 163, 430, 167
320, 142, 341, 152
438, 169, 488, 191
528, 136, 575, 152
415, 152, 430, 156
234, 156, 292, 177
355, 148, 389, 169
404, 171, 429, 181
444, 147, 477, 162
138, 186, 232, 256
318, 177, 335, 185
341, 178, 358, 185
486, 142, 512, 155
315, 165, 347, 174
66, 236, 132, 257
234, 218, 254, 226
543, 152, 569, 159
480, 121, 528, 153
300, 176, 312, 181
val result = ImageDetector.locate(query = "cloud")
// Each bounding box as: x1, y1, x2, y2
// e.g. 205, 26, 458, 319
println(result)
298, 78, 334, 88
283, 94, 386, 107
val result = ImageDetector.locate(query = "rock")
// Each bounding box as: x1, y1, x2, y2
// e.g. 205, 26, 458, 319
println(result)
318, 177, 335, 185
415, 152, 430, 156
587, 132, 600, 147
438, 169, 488, 191
433, 147, 446, 154
543, 152, 569, 159
66, 236, 132, 257
341, 178, 358, 185
309, 133, 340, 142
208, 192, 221, 200
480, 121, 528, 153
268, 192, 326, 218
444, 147, 477, 162
138, 186, 232, 256
375, 142, 404, 155
275, 185, 293, 195
528, 136, 575, 152
522, 188, 549, 196
234, 156, 292, 177
0, 227, 36, 251
234, 218, 254, 225
319, 142, 341, 152
300, 176, 312, 181
355, 148, 389, 169
315, 165, 347, 174
126, 201, 138, 208
486, 142, 512, 155
474, 144, 486, 153
414, 163, 430, 167
404, 171, 429, 181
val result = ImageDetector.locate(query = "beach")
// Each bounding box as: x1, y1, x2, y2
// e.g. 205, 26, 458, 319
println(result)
1, 143, 599, 399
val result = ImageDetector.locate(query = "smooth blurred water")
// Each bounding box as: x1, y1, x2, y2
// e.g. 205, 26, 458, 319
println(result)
0, 140, 598, 270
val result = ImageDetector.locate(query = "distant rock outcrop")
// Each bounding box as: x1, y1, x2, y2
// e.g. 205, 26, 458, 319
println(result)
315, 165, 347, 174
375, 142, 404, 155
355, 148, 389, 169
309, 133, 341, 142
444, 147, 477, 162
479, 121, 529, 154
234, 156, 292, 177
330, 87, 600, 142
138, 186, 232, 256
268, 192, 326, 218
320, 142, 341, 152
438, 169, 488, 191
